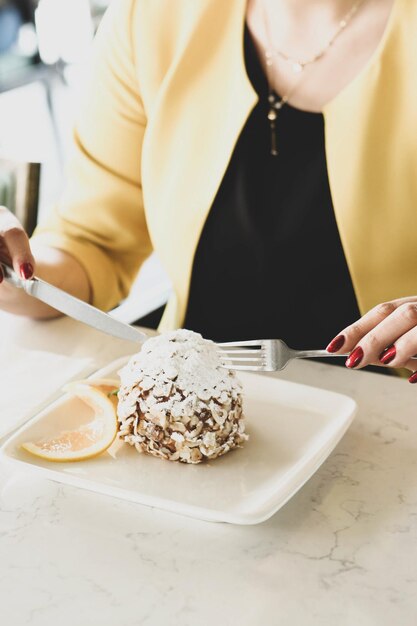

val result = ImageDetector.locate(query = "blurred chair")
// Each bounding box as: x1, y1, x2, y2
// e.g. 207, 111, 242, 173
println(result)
0, 157, 41, 236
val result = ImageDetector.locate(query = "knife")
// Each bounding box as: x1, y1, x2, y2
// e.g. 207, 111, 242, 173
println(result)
1, 262, 148, 344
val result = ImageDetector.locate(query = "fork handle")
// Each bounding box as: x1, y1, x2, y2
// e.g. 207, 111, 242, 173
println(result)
294, 349, 417, 361
293, 349, 349, 359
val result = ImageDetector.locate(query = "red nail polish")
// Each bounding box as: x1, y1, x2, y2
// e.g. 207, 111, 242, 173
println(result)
0, 267, 3, 283
326, 334, 345, 353
408, 372, 417, 384
379, 345, 396, 365
346, 346, 364, 369
20, 263, 33, 279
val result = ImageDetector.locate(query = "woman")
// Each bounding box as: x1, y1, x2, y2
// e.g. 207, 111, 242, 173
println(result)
1, 0, 417, 378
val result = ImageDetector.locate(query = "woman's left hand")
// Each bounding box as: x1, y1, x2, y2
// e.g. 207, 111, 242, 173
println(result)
326, 297, 417, 382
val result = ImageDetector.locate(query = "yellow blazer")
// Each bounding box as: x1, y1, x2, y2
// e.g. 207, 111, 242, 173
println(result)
33, 0, 417, 332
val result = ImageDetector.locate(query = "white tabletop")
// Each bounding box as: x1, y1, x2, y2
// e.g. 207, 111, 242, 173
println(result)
1, 311, 416, 626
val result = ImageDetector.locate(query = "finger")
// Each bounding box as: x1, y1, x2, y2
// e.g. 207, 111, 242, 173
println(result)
386, 325, 417, 373
346, 303, 417, 369
408, 370, 417, 384
0, 207, 35, 279
326, 298, 417, 355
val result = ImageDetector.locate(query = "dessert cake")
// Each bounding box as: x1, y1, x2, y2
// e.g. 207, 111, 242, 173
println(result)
117, 329, 248, 464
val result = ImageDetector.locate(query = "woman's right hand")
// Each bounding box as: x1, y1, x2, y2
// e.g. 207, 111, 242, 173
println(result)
0, 205, 39, 315
0, 205, 92, 318
0, 205, 35, 282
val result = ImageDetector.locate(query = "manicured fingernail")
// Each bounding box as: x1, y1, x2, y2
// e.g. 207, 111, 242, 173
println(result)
0, 267, 3, 283
346, 346, 364, 369
20, 262, 33, 279
326, 334, 345, 353
408, 372, 417, 384
379, 345, 396, 365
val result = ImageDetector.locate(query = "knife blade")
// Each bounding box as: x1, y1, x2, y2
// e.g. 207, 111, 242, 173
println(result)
1, 262, 148, 344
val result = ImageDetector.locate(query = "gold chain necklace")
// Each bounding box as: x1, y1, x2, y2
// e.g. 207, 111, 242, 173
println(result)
261, 0, 366, 156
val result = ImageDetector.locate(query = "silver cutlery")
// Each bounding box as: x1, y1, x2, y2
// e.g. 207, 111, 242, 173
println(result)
218, 338, 417, 372
1, 262, 148, 344
217, 338, 350, 372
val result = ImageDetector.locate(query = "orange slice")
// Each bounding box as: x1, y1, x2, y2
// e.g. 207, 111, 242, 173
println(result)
21, 379, 120, 462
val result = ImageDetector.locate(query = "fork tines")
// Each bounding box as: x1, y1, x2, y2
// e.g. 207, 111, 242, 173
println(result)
217, 340, 267, 371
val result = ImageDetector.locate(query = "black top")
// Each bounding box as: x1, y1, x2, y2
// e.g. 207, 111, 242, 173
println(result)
183, 26, 360, 349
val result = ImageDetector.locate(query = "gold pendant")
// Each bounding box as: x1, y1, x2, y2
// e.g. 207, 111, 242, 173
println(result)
271, 131, 278, 156
268, 115, 278, 156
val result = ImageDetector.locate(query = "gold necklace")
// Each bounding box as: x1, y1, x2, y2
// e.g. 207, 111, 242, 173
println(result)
266, 0, 365, 74
262, 0, 366, 156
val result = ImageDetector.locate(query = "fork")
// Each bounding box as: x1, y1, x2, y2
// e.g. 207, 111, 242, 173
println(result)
217, 339, 349, 372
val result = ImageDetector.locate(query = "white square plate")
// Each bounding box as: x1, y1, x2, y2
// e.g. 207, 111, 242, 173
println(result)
0, 357, 356, 525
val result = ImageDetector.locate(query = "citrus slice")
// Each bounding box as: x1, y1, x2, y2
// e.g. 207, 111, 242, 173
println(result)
21, 380, 119, 462
64, 378, 120, 410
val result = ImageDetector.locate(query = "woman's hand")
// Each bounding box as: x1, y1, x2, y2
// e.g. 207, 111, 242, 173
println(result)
0, 205, 91, 318
0, 205, 35, 280
0, 205, 43, 316
326, 297, 417, 382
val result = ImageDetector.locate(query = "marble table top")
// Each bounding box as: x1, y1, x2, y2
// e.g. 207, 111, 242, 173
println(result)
1, 311, 416, 625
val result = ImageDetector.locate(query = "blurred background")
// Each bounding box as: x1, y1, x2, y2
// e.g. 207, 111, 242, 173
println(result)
0, 0, 171, 324
0, 0, 110, 221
